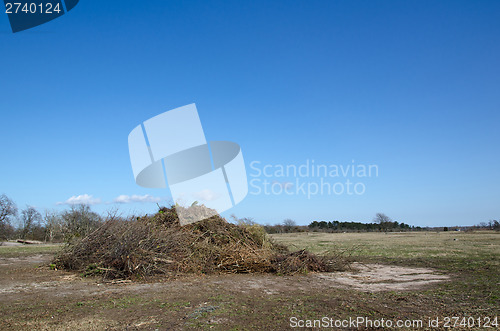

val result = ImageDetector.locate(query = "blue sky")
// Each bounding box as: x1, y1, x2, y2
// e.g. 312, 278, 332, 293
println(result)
1, 0, 499, 227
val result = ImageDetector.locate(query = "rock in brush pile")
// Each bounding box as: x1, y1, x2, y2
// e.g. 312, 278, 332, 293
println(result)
54, 207, 348, 279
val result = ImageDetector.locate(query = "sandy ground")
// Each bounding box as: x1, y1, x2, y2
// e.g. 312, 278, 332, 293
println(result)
316, 262, 450, 292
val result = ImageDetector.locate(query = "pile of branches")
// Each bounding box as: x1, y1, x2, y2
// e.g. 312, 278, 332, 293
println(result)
54, 207, 349, 279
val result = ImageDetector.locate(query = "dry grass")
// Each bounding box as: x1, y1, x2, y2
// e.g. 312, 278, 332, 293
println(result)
270, 231, 500, 260
0, 244, 62, 258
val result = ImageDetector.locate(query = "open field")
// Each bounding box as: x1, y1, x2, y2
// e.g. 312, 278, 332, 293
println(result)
0, 243, 62, 258
0, 231, 498, 330
270, 230, 500, 264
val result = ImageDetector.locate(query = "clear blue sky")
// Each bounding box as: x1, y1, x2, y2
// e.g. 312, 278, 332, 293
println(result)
1, 0, 499, 227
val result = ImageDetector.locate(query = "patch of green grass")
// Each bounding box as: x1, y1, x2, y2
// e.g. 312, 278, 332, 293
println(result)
82, 263, 103, 277
159, 300, 191, 311
110, 296, 143, 309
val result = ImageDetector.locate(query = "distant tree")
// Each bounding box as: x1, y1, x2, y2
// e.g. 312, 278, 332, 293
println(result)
443, 227, 449, 232
61, 205, 101, 241
318, 221, 328, 229
480, 220, 500, 231
374, 213, 391, 224
282, 219, 297, 233
0, 194, 18, 240
43, 210, 64, 242
274, 224, 284, 233
308, 221, 319, 229
399, 222, 410, 230
374, 213, 392, 232
20, 206, 42, 239
0, 194, 17, 223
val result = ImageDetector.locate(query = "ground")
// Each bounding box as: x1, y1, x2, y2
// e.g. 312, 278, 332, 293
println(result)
0, 231, 498, 330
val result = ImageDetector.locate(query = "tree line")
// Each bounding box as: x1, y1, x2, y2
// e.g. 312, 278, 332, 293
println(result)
264, 213, 500, 234
0, 194, 102, 243
475, 220, 500, 230
1, 193, 498, 241
262, 213, 419, 233
308, 220, 415, 232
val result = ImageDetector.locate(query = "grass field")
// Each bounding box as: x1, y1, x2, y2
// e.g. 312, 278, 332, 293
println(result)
0, 231, 498, 330
0, 244, 62, 258
271, 231, 500, 306
271, 230, 499, 265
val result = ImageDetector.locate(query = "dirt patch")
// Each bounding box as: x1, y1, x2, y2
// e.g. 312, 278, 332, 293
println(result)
315, 262, 450, 292
0, 254, 48, 266
0, 257, 449, 299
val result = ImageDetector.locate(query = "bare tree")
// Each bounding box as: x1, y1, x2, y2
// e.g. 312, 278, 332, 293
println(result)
20, 206, 42, 239
374, 213, 392, 232
0, 194, 18, 225
282, 219, 297, 233
485, 220, 500, 230
1, 194, 18, 241
61, 205, 101, 241
43, 210, 64, 242
0, 194, 17, 245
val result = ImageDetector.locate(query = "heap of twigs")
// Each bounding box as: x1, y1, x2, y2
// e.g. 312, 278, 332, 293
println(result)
54, 207, 349, 279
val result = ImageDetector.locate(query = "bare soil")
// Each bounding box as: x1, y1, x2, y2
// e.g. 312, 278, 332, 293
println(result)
316, 262, 450, 292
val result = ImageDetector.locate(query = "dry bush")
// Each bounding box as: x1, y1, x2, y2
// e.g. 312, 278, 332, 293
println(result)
54, 207, 350, 279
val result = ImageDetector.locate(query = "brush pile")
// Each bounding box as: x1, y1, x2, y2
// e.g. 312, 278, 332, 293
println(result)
54, 206, 348, 279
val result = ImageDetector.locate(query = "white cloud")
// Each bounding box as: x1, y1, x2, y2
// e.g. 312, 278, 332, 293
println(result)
193, 189, 220, 202
113, 194, 161, 204
57, 194, 102, 206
